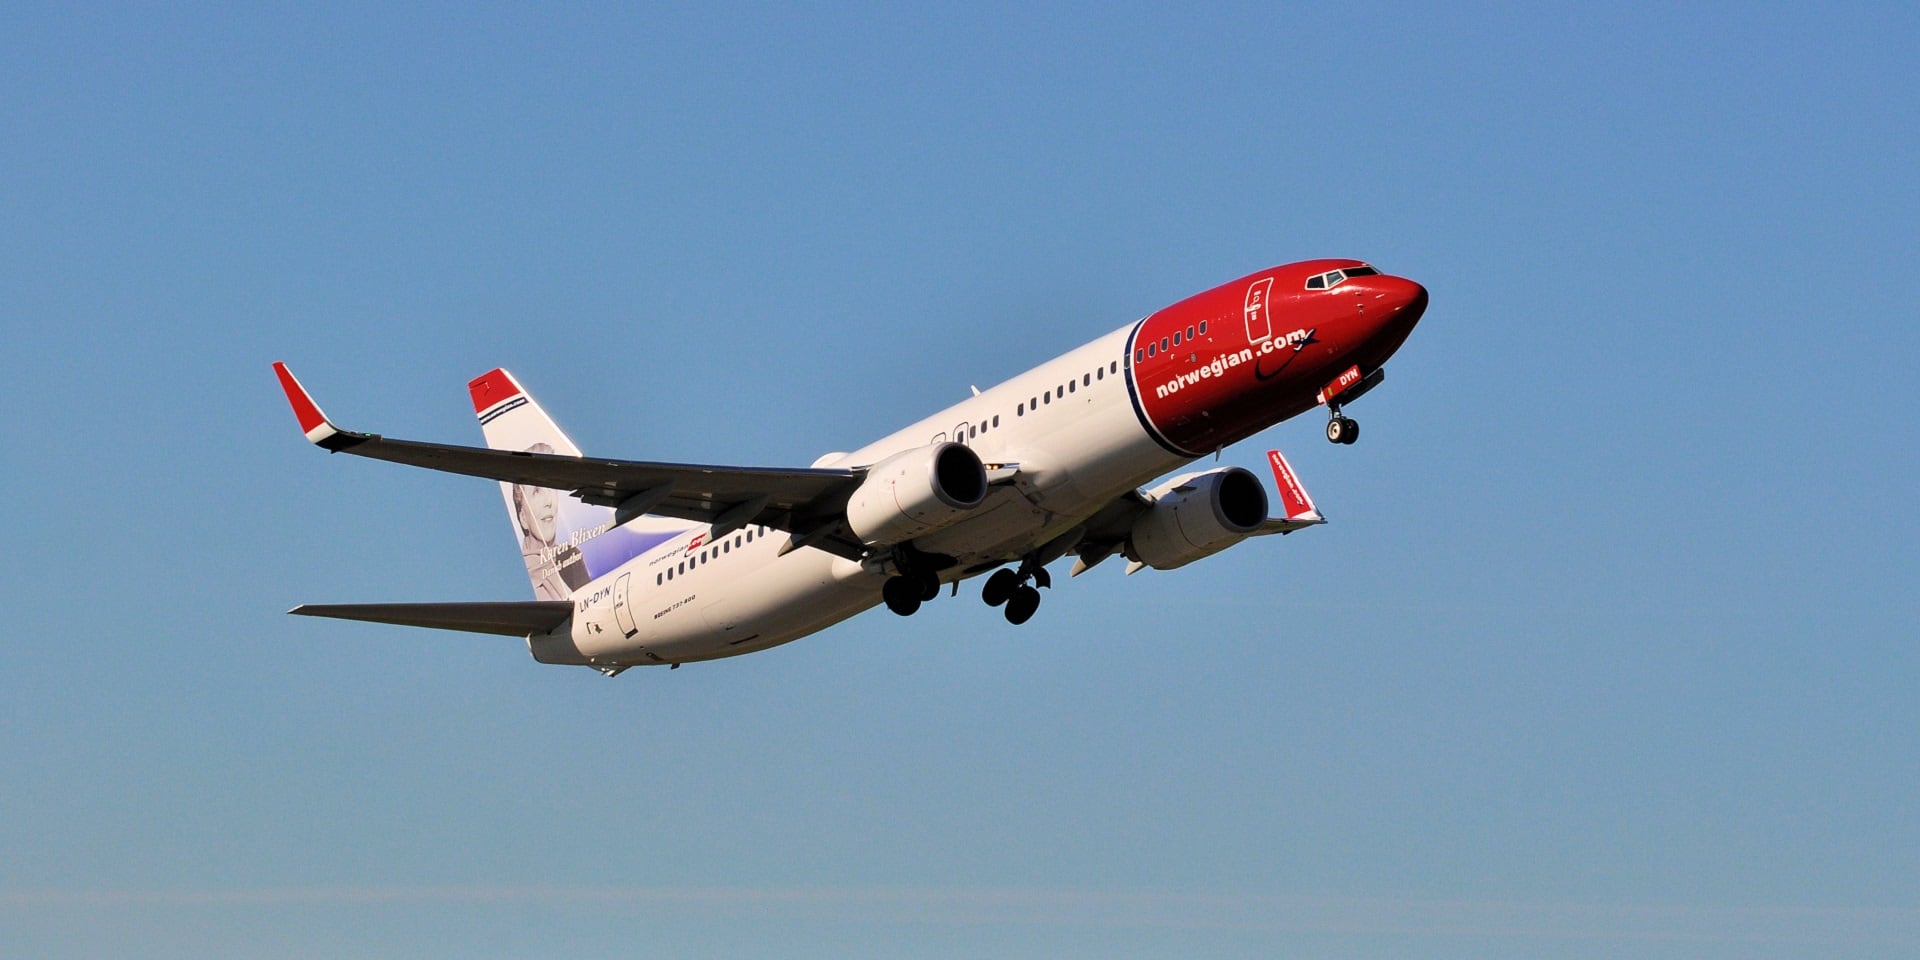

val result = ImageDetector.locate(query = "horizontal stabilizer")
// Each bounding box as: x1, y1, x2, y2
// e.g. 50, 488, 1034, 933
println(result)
289, 601, 573, 637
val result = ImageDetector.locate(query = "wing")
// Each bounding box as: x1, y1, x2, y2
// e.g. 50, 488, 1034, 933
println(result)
1067, 448, 1327, 576
273, 363, 871, 559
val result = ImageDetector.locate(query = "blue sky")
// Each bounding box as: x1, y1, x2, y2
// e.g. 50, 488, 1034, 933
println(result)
3, 2, 1917, 957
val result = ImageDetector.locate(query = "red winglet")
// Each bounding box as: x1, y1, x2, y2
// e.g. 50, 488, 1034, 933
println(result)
1267, 449, 1319, 520
273, 362, 335, 440
468, 368, 522, 415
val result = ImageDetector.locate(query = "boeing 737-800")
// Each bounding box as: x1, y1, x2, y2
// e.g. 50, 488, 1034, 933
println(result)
275, 259, 1427, 674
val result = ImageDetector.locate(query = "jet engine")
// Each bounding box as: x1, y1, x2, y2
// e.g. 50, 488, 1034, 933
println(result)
845, 442, 989, 546
1127, 466, 1267, 571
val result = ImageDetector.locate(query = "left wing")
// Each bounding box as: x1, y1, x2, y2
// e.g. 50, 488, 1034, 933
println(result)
273, 363, 871, 558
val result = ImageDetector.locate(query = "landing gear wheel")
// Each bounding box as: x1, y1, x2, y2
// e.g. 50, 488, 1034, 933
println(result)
1338, 417, 1359, 444
1327, 416, 1359, 444
882, 576, 922, 616
1004, 585, 1041, 625
915, 569, 941, 602
982, 569, 1020, 607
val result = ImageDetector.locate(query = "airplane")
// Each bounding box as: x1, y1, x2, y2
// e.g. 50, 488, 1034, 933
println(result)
274, 258, 1427, 675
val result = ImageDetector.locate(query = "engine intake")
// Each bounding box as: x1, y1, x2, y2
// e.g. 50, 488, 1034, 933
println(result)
845, 442, 988, 546
1128, 466, 1267, 571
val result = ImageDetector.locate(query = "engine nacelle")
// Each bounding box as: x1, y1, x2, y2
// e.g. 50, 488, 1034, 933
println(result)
1128, 466, 1267, 571
845, 442, 988, 546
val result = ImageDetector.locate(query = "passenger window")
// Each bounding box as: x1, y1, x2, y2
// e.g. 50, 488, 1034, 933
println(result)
1160, 337, 1170, 351
1095, 367, 1103, 381
1043, 393, 1050, 405
992, 415, 1000, 427
1199, 321, 1207, 335
1082, 373, 1090, 386
1187, 325, 1195, 340
656, 573, 663, 585
1173, 332, 1182, 346
1068, 381, 1075, 393
1147, 343, 1156, 357
1111, 361, 1119, 373
1017, 402, 1024, 415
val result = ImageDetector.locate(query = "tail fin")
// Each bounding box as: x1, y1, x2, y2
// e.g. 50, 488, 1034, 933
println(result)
468, 369, 684, 599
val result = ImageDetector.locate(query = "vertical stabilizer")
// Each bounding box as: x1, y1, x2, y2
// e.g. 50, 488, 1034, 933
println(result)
468, 369, 685, 600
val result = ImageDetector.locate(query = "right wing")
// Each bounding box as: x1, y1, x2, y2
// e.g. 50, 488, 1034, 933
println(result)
273, 363, 871, 559
1066, 448, 1326, 575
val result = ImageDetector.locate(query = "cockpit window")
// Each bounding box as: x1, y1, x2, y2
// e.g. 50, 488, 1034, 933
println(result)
1305, 264, 1379, 290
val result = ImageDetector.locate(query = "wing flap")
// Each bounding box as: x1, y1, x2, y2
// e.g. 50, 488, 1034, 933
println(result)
289, 601, 574, 637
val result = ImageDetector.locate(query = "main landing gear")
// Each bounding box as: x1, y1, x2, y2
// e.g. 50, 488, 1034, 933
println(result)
980, 561, 1050, 625
881, 551, 1054, 626
882, 567, 941, 617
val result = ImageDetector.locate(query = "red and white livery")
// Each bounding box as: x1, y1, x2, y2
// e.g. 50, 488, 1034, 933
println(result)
274, 259, 1428, 674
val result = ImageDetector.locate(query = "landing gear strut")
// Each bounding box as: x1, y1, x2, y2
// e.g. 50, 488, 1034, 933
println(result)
1325, 405, 1359, 445
980, 559, 1050, 625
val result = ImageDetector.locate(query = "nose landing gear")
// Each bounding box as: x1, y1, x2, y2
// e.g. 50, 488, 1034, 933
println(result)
1320, 366, 1385, 445
1325, 408, 1359, 445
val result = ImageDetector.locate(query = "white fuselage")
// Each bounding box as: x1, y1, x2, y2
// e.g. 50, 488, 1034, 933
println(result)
534, 324, 1184, 668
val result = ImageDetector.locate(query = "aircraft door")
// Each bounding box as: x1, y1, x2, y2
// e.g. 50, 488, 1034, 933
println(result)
613, 572, 639, 638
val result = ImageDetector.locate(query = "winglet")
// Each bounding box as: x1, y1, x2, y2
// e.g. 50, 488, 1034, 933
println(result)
272, 362, 341, 446
1267, 449, 1321, 522
1256, 449, 1326, 535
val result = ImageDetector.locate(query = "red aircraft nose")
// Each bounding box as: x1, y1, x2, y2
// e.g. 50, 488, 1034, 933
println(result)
1352, 275, 1427, 366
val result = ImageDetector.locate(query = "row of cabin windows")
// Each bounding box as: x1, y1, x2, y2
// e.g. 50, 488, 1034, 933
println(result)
1134, 320, 1209, 363
657, 525, 771, 584
1014, 360, 1123, 416
958, 415, 1001, 441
